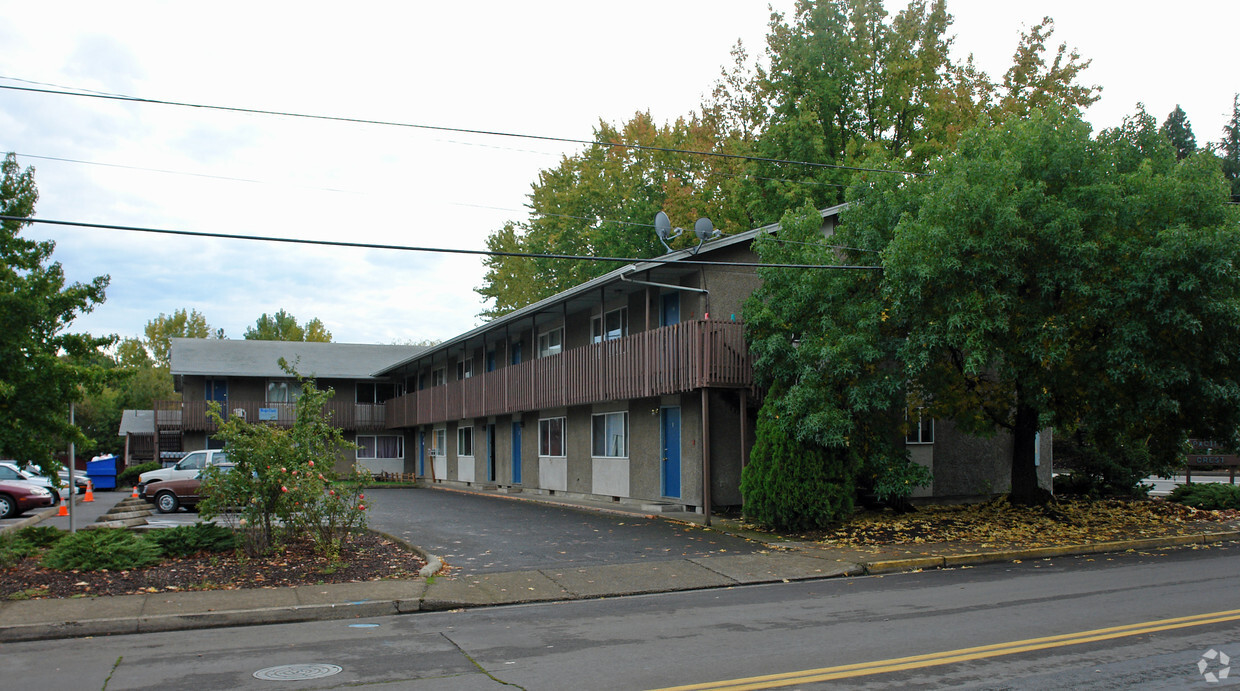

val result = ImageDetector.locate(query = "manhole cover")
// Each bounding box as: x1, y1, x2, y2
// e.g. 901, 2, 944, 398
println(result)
253, 663, 343, 681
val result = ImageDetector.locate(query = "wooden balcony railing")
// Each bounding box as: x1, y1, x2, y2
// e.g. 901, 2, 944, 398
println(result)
384, 319, 751, 429
154, 399, 389, 433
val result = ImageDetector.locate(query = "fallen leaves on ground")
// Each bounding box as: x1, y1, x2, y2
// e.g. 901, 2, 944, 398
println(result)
792, 498, 1240, 548
0, 532, 425, 601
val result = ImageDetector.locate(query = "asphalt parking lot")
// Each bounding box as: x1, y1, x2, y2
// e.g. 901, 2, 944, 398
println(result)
363, 487, 763, 573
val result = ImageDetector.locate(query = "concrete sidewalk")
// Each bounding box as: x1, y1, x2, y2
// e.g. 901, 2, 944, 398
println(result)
2, 487, 1238, 642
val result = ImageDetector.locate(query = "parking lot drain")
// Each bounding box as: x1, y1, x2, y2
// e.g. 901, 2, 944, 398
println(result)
253, 664, 343, 681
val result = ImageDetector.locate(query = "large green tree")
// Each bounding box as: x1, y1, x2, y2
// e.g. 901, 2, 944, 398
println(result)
868, 107, 1240, 503
475, 111, 745, 317
244, 309, 332, 342
144, 308, 219, 367
0, 153, 115, 474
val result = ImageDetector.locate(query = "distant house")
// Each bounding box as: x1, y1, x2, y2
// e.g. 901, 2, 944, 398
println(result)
118, 409, 156, 466
156, 206, 1051, 511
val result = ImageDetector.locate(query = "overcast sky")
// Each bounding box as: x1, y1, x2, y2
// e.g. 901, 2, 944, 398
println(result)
2, 1, 1236, 347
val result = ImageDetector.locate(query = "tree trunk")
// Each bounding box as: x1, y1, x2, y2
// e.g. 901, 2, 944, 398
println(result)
1009, 388, 1046, 505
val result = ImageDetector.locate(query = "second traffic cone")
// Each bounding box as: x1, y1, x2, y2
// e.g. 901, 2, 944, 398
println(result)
56, 501, 68, 517
83, 481, 94, 503
131, 485, 139, 498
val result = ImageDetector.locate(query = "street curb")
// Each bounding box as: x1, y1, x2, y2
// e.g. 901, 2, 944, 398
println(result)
369, 528, 445, 578
862, 531, 1240, 574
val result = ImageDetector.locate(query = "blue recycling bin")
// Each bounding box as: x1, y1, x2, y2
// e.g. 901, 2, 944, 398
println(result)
86, 455, 119, 490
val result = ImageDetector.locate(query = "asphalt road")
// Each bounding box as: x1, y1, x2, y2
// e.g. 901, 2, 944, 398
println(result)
363, 487, 763, 572
6, 541, 1240, 689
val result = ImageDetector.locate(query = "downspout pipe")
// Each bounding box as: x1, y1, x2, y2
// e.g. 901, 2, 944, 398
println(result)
619, 271, 709, 295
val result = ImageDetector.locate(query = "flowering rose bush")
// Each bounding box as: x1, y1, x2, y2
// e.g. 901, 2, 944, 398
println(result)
201, 365, 368, 558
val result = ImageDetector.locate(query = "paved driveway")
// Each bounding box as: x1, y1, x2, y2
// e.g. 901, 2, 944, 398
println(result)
365, 487, 763, 574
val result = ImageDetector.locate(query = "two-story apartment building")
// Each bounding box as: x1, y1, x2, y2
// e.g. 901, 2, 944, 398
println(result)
158, 205, 1051, 513
158, 339, 426, 475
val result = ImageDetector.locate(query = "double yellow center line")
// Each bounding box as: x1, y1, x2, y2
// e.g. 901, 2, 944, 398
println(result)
651, 608, 1240, 690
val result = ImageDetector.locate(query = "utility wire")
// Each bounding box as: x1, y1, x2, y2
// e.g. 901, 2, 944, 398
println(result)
1, 215, 884, 271
0, 81, 923, 177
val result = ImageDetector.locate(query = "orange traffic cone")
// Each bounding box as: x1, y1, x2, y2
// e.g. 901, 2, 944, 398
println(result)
131, 485, 139, 498
57, 501, 68, 517
83, 481, 94, 503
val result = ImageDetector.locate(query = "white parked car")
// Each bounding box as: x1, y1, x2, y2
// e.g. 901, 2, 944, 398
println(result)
137, 449, 229, 492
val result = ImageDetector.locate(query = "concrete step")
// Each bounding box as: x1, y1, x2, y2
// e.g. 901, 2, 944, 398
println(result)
100, 510, 152, 521
640, 503, 688, 513
88, 517, 149, 529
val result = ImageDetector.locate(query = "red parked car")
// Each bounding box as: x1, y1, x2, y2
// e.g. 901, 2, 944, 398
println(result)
0, 479, 56, 519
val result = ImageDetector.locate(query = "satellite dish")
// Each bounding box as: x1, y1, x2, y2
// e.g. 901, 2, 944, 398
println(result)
692, 217, 719, 254
694, 217, 718, 241
654, 211, 683, 252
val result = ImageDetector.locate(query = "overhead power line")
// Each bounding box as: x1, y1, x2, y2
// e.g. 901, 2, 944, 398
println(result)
0, 215, 884, 271
0, 80, 923, 177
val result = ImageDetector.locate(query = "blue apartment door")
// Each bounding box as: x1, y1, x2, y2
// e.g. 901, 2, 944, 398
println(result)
511, 422, 522, 484
661, 293, 680, 326
206, 378, 228, 425
418, 431, 426, 476
487, 424, 496, 482
661, 407, 681, 498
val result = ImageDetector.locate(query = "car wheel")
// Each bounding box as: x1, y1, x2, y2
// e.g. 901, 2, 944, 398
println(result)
155, 491, 180, 514
0, 494, 15, 520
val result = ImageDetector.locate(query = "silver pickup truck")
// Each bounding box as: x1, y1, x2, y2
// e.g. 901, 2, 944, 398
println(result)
138, 449, 229, 492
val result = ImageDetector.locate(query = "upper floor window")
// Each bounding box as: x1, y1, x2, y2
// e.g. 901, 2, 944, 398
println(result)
538, 328, 563, 358
431, 368, 446, 387
457, 358, 473, 380
906, 410, 934, 444
591, 308, 628, 343
357, 382, 402, 404
266, 380, 301, 403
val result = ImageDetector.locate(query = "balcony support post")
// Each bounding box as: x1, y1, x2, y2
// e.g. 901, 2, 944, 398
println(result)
701, 387, 711, 527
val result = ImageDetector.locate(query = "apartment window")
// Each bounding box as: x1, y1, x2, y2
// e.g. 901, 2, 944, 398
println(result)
511, 341, 523, 365
486, 350, 496, 372
591, 308, 628, 343
457, 425, 474, 456
431, 368, 446, 387
592, 412, 628, 457
356, 382, 400, 404
431, 428, 446, 456
538, 328, 563, 358
457, 358, 473, 380
357, 435, 404, 459
906, 410, 934, 444
539, 417, 565, 457
266, 380, 302, 403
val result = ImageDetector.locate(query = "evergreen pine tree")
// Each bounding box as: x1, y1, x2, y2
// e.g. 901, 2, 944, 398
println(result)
1222, 94, 1240, 202
1160, 104, 1197, 159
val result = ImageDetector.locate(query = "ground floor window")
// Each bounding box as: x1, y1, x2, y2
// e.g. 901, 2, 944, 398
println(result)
592, 411, 628, 457
539, 417, 565, 456
431, 428, 446, 456
357, 435, 404, 459
457, 425, 474, 456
